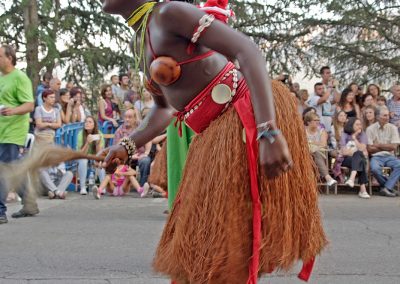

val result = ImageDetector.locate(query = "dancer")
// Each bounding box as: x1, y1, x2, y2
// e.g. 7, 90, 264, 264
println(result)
99, 0, 327, 283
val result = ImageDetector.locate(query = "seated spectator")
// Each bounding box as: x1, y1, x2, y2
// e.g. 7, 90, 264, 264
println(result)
367, 107, 400, 197
336, 88, 360, 119
361, 94, 375, 110
98, 84, 119, 128
113, 109, 139, 143
387, 84, 400, 128
124, 90, 139, 110
304, 112, 337, 187
58, 88, 73, 125
347, 82, 363, 107
339, 117, 369, 198
366, 83, 380, 102
39, 162, 72, 199
70, 87, 86, 123
362, 105, 377, 130
134, 89, 154, 121
306, 82, 332, 132
113, 109, 152, 189
93, 162, 145, 199
77, 116, 106, 195
377, 95, 387, 107
329, 110, 347, 157
34, 89, 62, 143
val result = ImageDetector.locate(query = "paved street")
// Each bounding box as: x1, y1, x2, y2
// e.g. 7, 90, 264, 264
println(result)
1, 193, 400, 284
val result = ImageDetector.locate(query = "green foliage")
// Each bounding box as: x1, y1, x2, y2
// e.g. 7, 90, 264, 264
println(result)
231, 0, 400, 86
0, 0, 133, 90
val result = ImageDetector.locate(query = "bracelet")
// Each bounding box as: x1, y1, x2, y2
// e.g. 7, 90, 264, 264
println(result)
256, 120, 276, 131
257, 129, 281, 143
119, 137, 137, 163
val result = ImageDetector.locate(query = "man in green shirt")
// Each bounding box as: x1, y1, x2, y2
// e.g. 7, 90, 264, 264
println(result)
0, 45, 36, 224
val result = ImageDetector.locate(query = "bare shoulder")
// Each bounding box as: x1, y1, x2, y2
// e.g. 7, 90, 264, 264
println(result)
155, 2, 203, 32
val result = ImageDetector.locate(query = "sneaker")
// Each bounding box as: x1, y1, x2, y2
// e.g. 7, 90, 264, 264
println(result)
358, 191, 370, 199
327, 179, 337, 187
345, 179, 355, 188
380, 188, 396, 197
92, 186, 100, 200
137, 186, 144, 195
48, 191, 56, 199
0, 215, 8, 224
140, 183, 150, 198
57, 191, 67, 200
80, 187, 88, 195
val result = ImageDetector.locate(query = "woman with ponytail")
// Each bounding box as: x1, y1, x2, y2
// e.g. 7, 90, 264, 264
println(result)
98, 0, 327, 282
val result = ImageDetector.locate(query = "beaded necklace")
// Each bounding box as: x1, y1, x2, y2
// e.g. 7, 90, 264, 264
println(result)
127, 2, 157, 75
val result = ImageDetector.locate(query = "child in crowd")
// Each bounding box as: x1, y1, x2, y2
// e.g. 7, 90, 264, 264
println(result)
377, 95, 387, 107
93, 161, 147, 199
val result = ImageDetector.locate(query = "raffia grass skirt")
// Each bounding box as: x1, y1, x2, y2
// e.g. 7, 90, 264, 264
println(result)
148, 144, 168, 190
153, 81, 327, 283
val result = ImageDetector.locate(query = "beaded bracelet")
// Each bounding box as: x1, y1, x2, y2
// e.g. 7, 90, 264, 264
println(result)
119, 137, 137, 164
256, 129, 281, 144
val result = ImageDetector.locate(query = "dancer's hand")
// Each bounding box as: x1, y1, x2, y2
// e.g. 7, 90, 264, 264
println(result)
259, 134, 293, 178
98, 145, 128, 174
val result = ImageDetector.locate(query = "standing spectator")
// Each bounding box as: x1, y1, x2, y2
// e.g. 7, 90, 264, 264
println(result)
0, 44, 37, 223
297, 89, 309, 115
340, 117, 370, 198
387, 84, 400, 128
39, 162, 72, 199
110, 75, 120, 97
134, 89, 154, 121
307, 82, 332, 131
37, 78, 61, 106
362, 105, 376, 130
367, 107, 400, 197
34, 89, 62, 143
115, 73, 130, 106
80, 91, 92, 118
304, 112, 337, 187
336, 88, 361, 119
58, 88, 73, 125
65, 81, 74, 91
70, 87, 86, 123
320, 66, 341, 112
77, 116, 106, 195
98, 84, 119, 127
35, 72, 52, 105
366, 84, 381, 101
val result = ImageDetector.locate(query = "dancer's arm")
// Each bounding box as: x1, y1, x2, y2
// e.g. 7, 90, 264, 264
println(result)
157, 3, 292, 177
100, 94, 174, 173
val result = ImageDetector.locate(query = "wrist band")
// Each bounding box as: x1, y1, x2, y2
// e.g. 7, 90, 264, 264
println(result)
119, 137, 137, 164
257, 129, 281, 144
256, 120, 276, 131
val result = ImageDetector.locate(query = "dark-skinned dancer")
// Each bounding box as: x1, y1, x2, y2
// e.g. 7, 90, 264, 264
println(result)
99, 0, 327, 283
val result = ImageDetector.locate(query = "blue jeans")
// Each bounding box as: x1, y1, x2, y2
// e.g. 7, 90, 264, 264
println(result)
0, 144, 21, 216
370, 155, 400, 190
138, 156, 151, 186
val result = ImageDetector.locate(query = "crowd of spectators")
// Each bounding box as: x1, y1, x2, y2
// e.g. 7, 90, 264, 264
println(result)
29, 69, 164, 200
291, 66, 400, 199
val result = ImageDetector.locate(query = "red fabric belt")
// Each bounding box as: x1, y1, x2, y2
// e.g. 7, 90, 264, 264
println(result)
173, 62, 315, 283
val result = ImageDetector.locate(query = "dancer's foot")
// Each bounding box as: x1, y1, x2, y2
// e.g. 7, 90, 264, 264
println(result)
0, 215, 8, 224
11, 208, 39, 219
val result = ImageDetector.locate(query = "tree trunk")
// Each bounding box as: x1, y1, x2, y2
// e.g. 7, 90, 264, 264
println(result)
23, 0, 40, 92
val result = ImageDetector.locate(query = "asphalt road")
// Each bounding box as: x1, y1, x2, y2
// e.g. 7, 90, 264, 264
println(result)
1, 193, 400, 284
